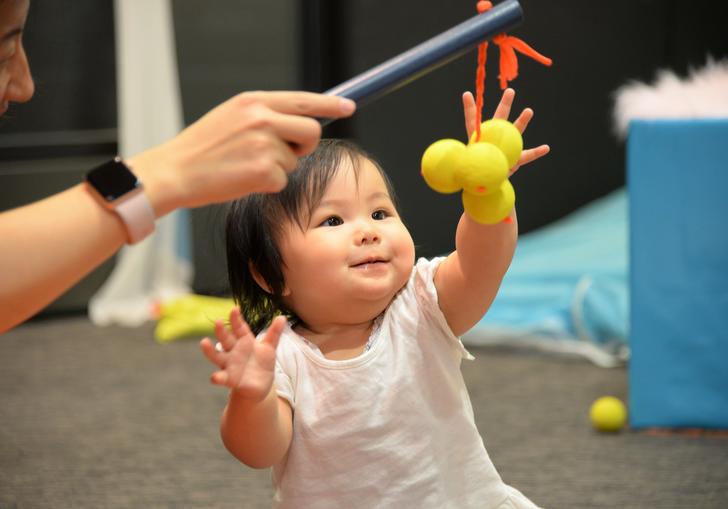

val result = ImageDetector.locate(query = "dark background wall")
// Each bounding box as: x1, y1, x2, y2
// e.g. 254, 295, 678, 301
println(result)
1, 0, 727, 313
319, 0, 728, 254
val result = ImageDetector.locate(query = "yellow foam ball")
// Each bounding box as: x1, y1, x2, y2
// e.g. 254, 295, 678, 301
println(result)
590, 396, 627, 432
421, 138, 466, 194
461, 180, 515, 224
470, 118, 523, 170
454, 142, 509, 196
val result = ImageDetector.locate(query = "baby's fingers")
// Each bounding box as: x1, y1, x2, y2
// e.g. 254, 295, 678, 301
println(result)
229, 307, 253, 340
512, 108, 534, 134
200, 337, 227, 369
492, 88, 515, 121
520, 144, 550, 166
210, 370, 230, 387
462, 91, 478, 139
261, 315, 286, 351
214, 319, 237, 352
510, 144, 551, 176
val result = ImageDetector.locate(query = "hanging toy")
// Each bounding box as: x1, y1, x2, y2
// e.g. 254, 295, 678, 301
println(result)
422, 119, 521, 224
421, 0, 552, 225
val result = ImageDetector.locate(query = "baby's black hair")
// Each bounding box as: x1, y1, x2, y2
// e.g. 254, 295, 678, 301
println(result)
225, 139, 399, 334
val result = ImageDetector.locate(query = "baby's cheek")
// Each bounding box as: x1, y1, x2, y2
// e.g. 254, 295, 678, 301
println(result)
398, 238, 416, 280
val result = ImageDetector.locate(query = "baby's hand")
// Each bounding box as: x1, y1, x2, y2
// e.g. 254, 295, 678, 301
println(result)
462, 88, 550, 175
199, 308, 285, 401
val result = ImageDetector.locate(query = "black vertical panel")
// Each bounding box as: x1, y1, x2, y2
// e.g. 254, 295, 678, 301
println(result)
299, 0, 352, 140
300, 0, 334, 92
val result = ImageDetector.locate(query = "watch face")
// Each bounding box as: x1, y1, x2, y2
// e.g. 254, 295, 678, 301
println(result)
86, 158, 139, 202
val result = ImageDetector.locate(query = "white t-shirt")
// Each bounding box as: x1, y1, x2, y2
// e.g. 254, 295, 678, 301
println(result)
269, 257, 540, 509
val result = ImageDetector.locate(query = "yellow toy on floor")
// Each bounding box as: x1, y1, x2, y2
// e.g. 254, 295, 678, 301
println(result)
421, 118, 522, 224
590, 396, 628, 432
153, 294, 235, 343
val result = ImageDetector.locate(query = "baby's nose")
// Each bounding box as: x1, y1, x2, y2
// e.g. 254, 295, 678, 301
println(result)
358, 225, 380, 245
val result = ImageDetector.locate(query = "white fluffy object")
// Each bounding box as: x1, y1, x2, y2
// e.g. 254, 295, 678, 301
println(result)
613, 58, 728, 138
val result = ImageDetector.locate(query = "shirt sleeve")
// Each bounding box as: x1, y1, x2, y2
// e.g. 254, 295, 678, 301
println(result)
411, 257, 475, 361
274, 361, 295, 408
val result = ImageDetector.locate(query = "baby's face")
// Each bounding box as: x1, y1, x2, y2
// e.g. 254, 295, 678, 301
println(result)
278, 158, 415, 326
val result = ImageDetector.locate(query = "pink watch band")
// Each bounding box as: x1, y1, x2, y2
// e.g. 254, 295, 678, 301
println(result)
115, 190, 156, 244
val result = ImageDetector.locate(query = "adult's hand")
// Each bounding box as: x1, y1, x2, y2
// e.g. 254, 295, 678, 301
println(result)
130, 91, 356, 217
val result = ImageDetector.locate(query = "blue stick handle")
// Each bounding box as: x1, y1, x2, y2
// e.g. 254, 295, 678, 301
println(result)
321, 0, 523, 125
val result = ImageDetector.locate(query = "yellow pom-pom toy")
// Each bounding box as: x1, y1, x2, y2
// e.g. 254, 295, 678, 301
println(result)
462, 179, 515, 225
421, 139, 466, 193
420, 119, 522, 224
589, 396, 628, 433
470, 118, 523, 169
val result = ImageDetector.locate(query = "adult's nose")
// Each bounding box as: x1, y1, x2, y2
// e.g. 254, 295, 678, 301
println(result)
5, 42, 35, 105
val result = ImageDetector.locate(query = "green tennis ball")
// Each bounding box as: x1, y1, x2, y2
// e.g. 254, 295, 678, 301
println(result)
421, 138, 466, 194
461, 180, 515, 224
590, 396, 627, 432
454, 142, 509, 196
470, 118, 523, 169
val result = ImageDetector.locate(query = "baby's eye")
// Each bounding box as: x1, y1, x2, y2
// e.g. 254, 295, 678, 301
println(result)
372, 209, 389, 220
319, 216, 343, 227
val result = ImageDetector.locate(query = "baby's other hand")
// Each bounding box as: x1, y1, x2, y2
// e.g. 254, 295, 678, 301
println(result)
199, 308, 285, 402
462, 88, 550, 175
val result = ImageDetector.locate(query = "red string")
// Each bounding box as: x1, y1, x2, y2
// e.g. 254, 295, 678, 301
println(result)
473, 1, 552, 141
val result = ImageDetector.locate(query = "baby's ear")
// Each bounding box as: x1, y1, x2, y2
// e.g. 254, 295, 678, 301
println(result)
249, 261, 272, 293
249, 261, 291, 296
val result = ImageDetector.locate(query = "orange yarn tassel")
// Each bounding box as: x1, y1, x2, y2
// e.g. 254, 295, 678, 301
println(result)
493, 34, 553, 90
473, 0, 552, 141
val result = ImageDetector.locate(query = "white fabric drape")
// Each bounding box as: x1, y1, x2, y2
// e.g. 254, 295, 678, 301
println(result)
89, 0, 192, 326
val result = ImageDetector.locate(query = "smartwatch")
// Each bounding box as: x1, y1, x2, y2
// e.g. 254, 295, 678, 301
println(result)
85, 157, 156, 244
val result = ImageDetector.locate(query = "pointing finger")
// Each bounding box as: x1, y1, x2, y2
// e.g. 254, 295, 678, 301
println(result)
243, 91, 356, 119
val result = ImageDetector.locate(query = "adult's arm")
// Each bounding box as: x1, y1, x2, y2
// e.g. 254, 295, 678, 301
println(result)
0, 91, 355, 332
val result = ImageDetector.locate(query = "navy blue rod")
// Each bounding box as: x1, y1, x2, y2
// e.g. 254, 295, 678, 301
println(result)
320, 0, 523, 126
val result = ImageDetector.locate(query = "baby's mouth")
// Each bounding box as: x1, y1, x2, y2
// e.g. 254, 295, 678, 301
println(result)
351, 258, 387, 268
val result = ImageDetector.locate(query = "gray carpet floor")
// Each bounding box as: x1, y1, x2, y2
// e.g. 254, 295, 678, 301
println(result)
1, 316, 727, 509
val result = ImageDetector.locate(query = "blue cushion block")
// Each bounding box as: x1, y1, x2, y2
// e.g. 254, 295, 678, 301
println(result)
628, 119, 728, 428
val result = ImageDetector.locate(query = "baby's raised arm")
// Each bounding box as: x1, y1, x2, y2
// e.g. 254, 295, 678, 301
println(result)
200, 310, 292, 468
434, 88, 550, 336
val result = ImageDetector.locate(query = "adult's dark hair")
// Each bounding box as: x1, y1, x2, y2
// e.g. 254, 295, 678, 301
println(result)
225, 139, 399, 334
